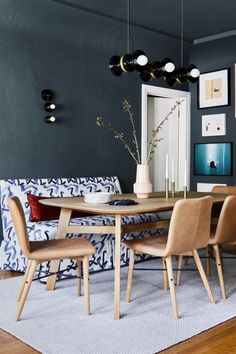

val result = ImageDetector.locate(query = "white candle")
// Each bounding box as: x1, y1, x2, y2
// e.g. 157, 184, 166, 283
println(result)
171, 158, 174, 182
184, 159, 187, 187
165, 154, 169, 179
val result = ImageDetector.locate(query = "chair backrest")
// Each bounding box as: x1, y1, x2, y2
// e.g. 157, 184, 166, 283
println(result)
8, 196, 30, 258
212, 195, 236, 244
212, 185, 236, 195
164, 196, 213, 257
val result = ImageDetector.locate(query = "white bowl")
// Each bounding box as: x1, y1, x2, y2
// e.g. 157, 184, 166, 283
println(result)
84, 192, 113, 204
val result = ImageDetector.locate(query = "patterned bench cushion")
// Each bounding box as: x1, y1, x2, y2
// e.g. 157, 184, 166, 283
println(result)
0, 177, 121, 240
0, 177, 169, 274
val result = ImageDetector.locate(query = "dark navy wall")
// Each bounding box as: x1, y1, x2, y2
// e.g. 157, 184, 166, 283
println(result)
0, 0, 191, 191
190, 36, 236, 190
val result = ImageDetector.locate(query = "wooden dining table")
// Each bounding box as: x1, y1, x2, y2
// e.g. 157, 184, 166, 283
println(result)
40, 191, 225, 320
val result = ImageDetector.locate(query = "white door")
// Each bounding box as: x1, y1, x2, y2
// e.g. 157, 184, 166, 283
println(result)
142, 86, 190, 191
148, 97, 178, 191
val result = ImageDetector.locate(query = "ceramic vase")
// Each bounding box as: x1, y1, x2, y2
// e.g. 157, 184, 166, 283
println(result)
133, 164, 152, 198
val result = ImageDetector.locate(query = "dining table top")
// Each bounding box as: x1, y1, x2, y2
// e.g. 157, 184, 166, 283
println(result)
40, 191, 226, 215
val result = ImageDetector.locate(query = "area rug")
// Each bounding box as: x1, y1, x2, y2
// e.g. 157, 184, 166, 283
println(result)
0, 257, 236, 354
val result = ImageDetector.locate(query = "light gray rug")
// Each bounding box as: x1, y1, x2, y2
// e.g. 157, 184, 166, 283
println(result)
1, 257, 236, 354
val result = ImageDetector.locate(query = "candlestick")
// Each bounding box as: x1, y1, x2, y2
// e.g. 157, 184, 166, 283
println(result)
184, 159, 187, 187
171, 158, 174, 183
171, 181, 175, 198
184, 185, 187, 199
165, 154, 169, 179
165, 177, 169, 199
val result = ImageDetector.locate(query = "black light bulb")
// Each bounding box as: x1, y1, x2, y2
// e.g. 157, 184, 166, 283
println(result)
41, 89, 53, 102
120, 54, 135, 72
44, 103, 56, 112
109, 56, 123, 76
139, 69, 152, 82
150, 61, 163, 79
175, 67, 188, 84
161, 58, 175, 76
165, 76, 177, 87
133, 50, 148, 72
45, 116, 56, 123
187, 64, 200, 83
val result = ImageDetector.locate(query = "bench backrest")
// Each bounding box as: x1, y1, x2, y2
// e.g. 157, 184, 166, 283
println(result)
0, 176, 121, 240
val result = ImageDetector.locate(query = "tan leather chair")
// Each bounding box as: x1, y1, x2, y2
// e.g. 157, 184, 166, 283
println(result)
212, 185, 236, 194
207, 195, 236, 299
8, 196, 96, 321
122, 196, 215, 319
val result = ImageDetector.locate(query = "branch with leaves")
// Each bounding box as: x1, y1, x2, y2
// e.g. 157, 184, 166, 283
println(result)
146, 99, 184, 163
96, 98, 183, 165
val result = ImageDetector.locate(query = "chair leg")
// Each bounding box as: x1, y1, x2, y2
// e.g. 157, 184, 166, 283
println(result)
77, 260, 82, 296
165, 256, 179, 319
192, 250, 215, 304
16, 260, 38, 321
162, 258, 168, 290
213, 244, 227, 299
184, 256, 189, 265
17, 260, 32, 302
206, 245, 211, 279
83, 256, 90, 315
176, 255, 183, 286
126, 249, 135, 303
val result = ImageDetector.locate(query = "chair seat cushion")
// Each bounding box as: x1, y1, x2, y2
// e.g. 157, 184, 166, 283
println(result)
29, 238, 96, 260
122, 235, 168, 257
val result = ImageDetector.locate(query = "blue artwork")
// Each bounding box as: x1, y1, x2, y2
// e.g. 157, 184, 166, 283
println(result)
194, 143, 232, 176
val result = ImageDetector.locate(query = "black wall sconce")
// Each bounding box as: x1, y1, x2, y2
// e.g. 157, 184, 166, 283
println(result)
41, 89, 57, 123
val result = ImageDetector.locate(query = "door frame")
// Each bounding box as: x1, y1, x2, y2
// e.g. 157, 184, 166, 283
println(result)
141, 84, 191, 188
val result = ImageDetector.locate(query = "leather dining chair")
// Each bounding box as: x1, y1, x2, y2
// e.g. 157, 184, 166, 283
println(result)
212, 185, 236, 195
122, 196, 215, 319
211, 185, 236, 225
207, 195, 236, 299
207, 185, 236, 277
8, 196, 96, 321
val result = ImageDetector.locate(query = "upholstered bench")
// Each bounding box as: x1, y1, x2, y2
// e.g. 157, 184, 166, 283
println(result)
0, 177, 168, 277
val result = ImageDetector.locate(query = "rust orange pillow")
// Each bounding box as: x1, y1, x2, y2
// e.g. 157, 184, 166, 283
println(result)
27, 193, 88, 222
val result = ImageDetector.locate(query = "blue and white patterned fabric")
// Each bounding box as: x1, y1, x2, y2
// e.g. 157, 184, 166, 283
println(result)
0, 177, 167, 276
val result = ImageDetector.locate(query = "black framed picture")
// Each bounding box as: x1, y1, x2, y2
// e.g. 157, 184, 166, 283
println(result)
194, 142, 232, 176
198, 68, 230, 109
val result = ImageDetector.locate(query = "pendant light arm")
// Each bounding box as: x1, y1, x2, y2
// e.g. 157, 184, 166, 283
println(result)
127, 0, 130, 53
181, 0, 184, 67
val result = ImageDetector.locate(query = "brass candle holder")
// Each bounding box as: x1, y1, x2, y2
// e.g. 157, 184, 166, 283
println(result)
171, 182, 175, 198
183, 186, 187, 199
165, 178, 169, 199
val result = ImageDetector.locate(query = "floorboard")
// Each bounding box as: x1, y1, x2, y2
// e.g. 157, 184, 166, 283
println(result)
1, 270, 236, 354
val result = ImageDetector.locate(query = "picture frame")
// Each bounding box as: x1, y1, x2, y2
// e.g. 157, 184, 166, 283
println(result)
194, 142, 232, 176
235, 64, 236, 117
201, 113, 226, 137
198, 68, 230, 109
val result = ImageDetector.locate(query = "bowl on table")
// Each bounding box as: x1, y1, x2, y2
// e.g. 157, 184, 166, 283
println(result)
84, 192, 113, 204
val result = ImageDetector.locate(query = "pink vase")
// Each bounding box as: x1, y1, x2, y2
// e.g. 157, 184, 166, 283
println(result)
133, 164, 152, 198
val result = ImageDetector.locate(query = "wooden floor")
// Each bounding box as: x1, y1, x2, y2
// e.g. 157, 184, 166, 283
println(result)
1, 271, 236, 354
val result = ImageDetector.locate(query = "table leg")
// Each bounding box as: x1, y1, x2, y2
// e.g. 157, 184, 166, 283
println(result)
114, 214, 121, 320
46, 208, 72, 291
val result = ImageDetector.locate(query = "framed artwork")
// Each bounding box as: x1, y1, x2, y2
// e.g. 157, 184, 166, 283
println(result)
235, 64, 236, 117
194, 142, 232, 176
201, 113, 226, 137
198, 68, 230, 108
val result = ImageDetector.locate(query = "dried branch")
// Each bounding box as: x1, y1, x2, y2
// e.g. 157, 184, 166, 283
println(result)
96, 117, 139, 164
146, 100, 184, 164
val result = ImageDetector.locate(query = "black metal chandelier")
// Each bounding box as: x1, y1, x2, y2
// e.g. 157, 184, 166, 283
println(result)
109, 0, 200, 86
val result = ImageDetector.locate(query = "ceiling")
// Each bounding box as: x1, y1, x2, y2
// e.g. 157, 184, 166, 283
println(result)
50, 0, 236, 43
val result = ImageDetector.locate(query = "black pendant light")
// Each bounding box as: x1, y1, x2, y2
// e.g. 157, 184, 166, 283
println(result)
109, 0, 199, 85
109, 0, 148, 78
167, 0, 200, 87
